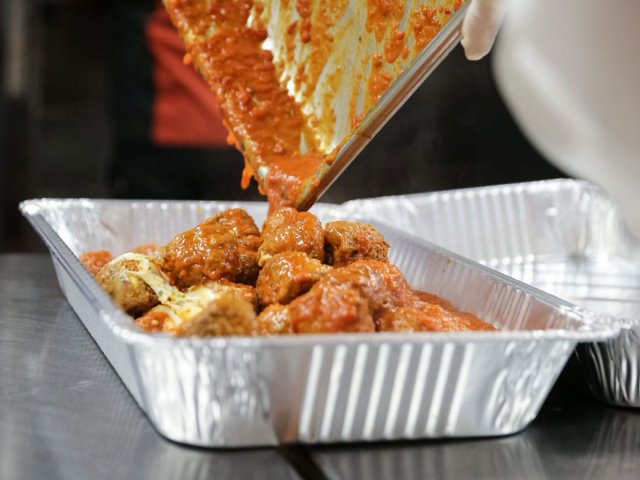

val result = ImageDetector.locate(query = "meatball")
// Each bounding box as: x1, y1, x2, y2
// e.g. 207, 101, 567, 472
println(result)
131, 243, 159, 256
203, 209, 262, 285
129, 280, 258, 334
261, 259, 413, 334
256, 252, 332, 306
258, 260, 411, 335
236, 244, 262, 285
135, 305, 174, 333
162, 222, 240, 288
257, 304, 293, 335
260, 206, 294, 237
258, 207, 325, 266
80, 250, 113, 276
378, 305, 458, 332
164, 281, 257, 326
283, 259, 419, 332
174, 289, 258, 337
319, 260, 416, 316
216, 281, 258, 309
379, 303, 497, 332
289, 286, 376, 334
324, 221, 390, 267
97, 253, 163, 316
204, 208, 260, 238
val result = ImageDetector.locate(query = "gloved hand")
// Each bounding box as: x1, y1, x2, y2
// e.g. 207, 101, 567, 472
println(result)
461, 0, 508, 60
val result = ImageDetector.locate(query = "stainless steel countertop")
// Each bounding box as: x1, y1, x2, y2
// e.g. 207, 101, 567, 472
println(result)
1, 254, 639, 480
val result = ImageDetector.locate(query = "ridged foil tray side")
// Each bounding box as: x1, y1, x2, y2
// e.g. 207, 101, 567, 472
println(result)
340, 179, 634, 263
20, 198, 617, 446
575, 329, 640, 407
340, 179, 640, 407
128, 338, 574, 445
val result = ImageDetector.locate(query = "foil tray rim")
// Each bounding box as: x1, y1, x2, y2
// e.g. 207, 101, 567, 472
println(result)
20, 196, 620, 351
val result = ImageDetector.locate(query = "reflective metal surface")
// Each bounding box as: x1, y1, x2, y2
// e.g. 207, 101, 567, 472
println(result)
311, 377, 640, 480
1, 254, 639, 479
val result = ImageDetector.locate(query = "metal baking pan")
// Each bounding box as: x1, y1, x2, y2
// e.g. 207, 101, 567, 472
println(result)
20, 198, 616, 446
341, 179, 640, 407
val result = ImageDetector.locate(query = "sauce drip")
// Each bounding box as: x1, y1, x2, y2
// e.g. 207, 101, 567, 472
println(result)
263, 152, 326, 211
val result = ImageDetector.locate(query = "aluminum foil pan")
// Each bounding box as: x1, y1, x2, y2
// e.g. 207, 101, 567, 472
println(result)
341, 179, 640, 407
20, 198, 616, 446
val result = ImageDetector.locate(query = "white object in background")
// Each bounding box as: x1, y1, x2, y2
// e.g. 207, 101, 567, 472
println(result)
493, 0, 640, 239
461, 0, 508, 60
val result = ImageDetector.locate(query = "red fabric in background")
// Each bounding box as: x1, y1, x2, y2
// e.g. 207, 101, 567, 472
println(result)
146, 4, 229, 147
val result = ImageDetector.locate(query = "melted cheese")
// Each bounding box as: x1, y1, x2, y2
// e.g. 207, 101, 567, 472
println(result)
115, 253, 222, 328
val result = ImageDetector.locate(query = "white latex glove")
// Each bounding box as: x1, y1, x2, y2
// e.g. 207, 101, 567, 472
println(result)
493, 0, 640, 239
461, 0, 508, 61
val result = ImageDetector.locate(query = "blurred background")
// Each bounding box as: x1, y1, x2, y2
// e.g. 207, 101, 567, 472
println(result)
0, 0, 564, 252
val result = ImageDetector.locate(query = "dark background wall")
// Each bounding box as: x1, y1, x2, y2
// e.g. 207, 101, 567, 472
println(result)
0, 1, 565, 252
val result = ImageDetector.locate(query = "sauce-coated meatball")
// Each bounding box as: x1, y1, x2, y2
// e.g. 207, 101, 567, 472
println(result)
258, 207, 325, 265
324, 221, 390, 267
162, 222, 240, 288
257, 252, 331, 306
204, 209, 262, 284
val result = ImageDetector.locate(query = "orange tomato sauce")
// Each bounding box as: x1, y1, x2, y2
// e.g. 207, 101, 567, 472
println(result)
80, 250, 113, 276
414, 290, 496, 331
165, 0, 328, 210
165, 0, 460, 210
135, 309, 170, 333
